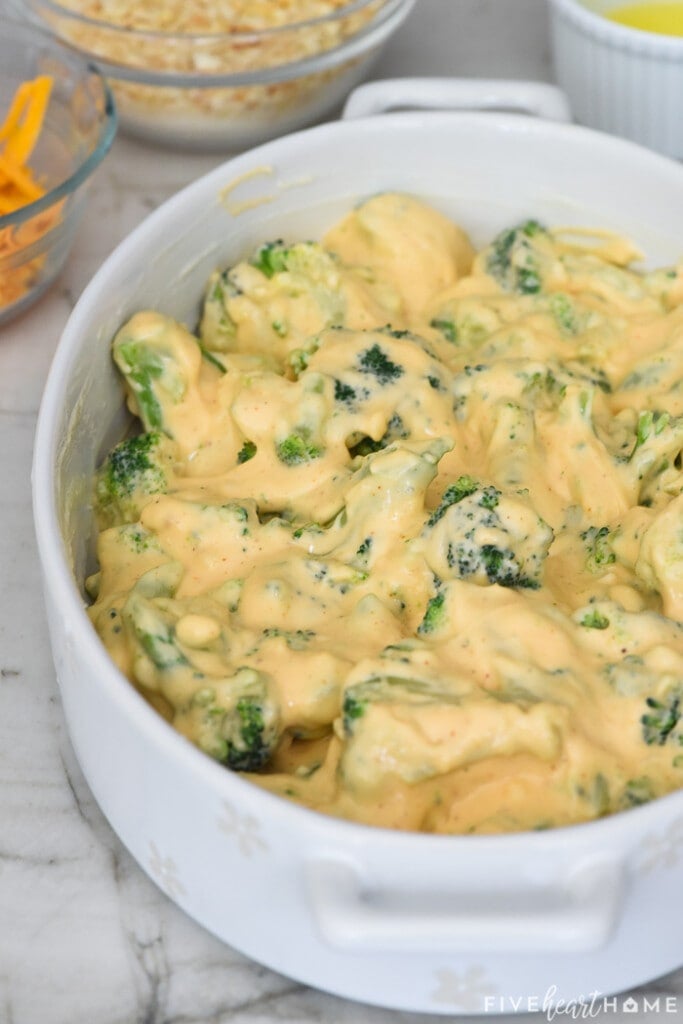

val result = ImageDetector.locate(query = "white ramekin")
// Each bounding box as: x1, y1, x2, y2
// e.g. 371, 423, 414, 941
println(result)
547, 0, 683, 158
32, 80, 683, 1014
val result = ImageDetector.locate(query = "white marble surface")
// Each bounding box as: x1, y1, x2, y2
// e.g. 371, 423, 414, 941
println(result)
2, 1, 683, 1022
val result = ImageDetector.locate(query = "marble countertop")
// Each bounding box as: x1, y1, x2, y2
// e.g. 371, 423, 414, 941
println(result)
2, 1, 682, 1021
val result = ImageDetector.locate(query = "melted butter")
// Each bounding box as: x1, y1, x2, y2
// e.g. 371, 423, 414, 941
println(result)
89, 193, 683, 834
606, 2, 683, 35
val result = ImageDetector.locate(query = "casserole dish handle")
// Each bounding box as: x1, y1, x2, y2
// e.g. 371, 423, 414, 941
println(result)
343, 78, 572, 122
308, 855, 623, 953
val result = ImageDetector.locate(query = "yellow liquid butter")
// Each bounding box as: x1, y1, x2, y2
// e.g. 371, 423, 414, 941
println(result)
607, 2, 683, 35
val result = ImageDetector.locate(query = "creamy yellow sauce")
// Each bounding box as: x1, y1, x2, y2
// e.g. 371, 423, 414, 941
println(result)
87, 193, 683, 834
606, 2, 683, 35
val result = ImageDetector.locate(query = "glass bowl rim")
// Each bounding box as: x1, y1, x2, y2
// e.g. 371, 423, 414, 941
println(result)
19, 0, 396, 42
13, 0, 414, 87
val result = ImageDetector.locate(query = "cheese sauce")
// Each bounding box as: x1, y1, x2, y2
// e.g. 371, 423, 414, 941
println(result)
87, 193, 683, 834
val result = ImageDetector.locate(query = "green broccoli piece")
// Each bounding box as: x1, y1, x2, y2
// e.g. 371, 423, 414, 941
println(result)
548, 293, 582, 336
430, 318, 458, 344
262, 627, 315, 649
621, 777, 654, 808
95, 432, 174, 528
198, 343, 227, 373
630, 409, 670, 459
581, 526, 616, 573
122, 564, 187, 671
334, 379, 357, 405
423, 480, 552, 589
192, 669, 280, 771
342, 692, 368, 735
427, 476, 496, 528
418, 591, 447, 635
113, 318, 192, 436
237, 440, 257, 464
114, 342, 166, 431
486, 220, 547, 295
341, 675, 462, 739
276, 429, 323, 466
642, 691, 681, 746
348, 413, 408, 458
622, 409, 683, 506
355, 536, 373, 562
357, 344, 404, 385
251, 240, 292, 278
523, 369, 568, 408
580, 609, 610, 630
198, 267, 241, 351
576, 773, 610, 816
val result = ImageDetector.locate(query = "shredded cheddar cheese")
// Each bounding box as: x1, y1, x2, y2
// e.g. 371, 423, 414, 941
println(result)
0, 75, 52, 210
0, 75, 63, 313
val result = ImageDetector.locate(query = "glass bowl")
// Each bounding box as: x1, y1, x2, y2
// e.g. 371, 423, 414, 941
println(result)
0, 20, 116, 326
13, 0, 415, 149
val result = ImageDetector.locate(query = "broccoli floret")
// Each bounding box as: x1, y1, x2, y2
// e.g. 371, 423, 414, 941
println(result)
251, 239, 330, 282
237, 440, 257, 464
192, 669, 280, 771
198, 343, 227, 373
548, 292, 582, 336
581, 525, 616, 573
620, 410, 683, 506
630, 409, 670, 458
334, 379, 357, 404
430, 317, 458, 344
621, 777, 654, 808
230, 699, 270, 770
262, 627, 315, 650
342, 692, 368, 735
348, 413, 408, 458
522, 369, 568, 409
122, 564, 187, 671
642, 691, 681, 746
427, 475, 480, 527
114, 342, 166, 431
580, 608, 610, 630
251, 240, 292, 278
355, 536, 373, 562
575, 773, 610, 816
421, 480, 552, 589
357, 343, 404, 385
486, 220, 547, 295
342, 675, 458, 738
199, 268, 239, 350
418, 591, 447, 635
95, 432, 174, 528
276, 430, 323, 466
113, 315, 196, 436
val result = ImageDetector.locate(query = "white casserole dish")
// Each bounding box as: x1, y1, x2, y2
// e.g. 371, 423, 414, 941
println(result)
32, 79, 683, 1015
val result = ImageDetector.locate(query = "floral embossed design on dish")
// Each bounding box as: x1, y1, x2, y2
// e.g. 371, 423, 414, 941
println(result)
635, 815, 683, 873
432, 966, 498, 1010
217, 799, 269, 857
148, 840, 186, 898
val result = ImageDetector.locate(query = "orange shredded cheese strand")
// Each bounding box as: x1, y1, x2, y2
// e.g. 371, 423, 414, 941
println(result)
0, 82, 33, 143
4, 76, 53, 166
0, 154, 44, 200
0, 75, 58, 312
0, 75, 53, 208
